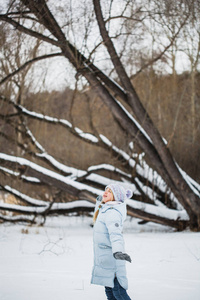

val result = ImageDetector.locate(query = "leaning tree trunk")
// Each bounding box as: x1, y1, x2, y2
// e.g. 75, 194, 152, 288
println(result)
92, 0, 200, 229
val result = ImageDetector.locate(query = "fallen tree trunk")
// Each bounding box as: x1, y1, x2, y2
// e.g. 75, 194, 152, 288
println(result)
0, 200, 189, 230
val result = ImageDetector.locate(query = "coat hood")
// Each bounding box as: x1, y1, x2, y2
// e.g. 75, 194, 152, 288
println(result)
101, 201, 127, 223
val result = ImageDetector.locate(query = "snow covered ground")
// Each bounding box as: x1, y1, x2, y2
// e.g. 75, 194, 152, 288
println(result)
0, 216, 199, 300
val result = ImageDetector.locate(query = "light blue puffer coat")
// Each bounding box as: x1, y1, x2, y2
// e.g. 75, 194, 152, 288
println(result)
91, 196, 128, 290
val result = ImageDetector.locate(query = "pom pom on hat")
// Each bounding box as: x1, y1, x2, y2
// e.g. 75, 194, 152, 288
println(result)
105, 184, 133, 202
126, 189, 133, 199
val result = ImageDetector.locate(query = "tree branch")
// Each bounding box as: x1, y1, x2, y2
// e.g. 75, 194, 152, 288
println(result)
131, 16, 190, 79
0, 52, 63, 86
0, 14, 60, 46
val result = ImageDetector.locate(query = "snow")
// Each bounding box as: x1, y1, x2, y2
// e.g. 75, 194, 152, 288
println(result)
135, 160, 183, 209
0, 153, 102, 196
0, 216, 199, 300
177, 165, 200, 197
126, 199, 189, 221
19, 105, 60, 123
99, 135, 136, 168
0, 166, 20, 176
37, 152, 87, 178
19, 105, 98, 144
59, 119, 73, 128
74, 128, 99, 143
87, 163, 132, 178
21, 176, 41, 183
0, 200, 95, 214
24, 126, 87, 178
0, 163, 41, 183
3, 185, 47, 206
17, 105, 100, 152
0, 152, 190, 223
0, 202, 47, 213
116, 100, 152, 143
134, 177, 160, 201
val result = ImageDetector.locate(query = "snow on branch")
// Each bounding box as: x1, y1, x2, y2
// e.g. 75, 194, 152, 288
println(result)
0, 200, 95, 224
99, 135, 136, 168
0, 187, 188, 230
1, 185, 47, 207
98, 135, 179, 207
8, 98, 199, 204
0, 200, 95, 214
0, 96, 99, 146
126, 199, 189, 221
0, 156, 190, 230
0, 166, 41, 183
17, 104, 99, 144
0, 152, 102, 196
24, 125, 87, 178
116, 101, 152, 143
177, 165, 200, 197
0, 213, 36, 224
86, 172, 138, 192
87, 163, 131, 178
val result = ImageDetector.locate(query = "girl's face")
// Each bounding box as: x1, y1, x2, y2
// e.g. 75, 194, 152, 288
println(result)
103, 188, 114, 203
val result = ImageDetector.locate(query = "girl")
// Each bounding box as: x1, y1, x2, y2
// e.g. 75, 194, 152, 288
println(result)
91, 183, 132, 300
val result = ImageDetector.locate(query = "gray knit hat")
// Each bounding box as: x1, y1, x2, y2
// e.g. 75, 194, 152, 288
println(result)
105, 184, 133, 202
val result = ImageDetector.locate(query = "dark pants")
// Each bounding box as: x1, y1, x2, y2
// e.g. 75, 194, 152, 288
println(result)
105, 277, 132, 300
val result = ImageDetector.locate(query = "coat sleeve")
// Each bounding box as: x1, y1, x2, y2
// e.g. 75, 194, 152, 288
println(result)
104, 209, 124, 254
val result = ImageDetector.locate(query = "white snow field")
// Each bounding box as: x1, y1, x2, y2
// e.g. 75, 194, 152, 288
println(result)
0, 216, 199, 300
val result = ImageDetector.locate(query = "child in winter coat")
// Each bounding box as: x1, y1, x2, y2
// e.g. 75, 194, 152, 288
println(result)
91, 183, 132, 300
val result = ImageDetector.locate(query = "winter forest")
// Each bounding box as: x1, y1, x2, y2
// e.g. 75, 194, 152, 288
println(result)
0, 0, 200, 229
0, 1, 200, 299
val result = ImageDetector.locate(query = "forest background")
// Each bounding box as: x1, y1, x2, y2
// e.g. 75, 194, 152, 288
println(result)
0, 0, 199, 230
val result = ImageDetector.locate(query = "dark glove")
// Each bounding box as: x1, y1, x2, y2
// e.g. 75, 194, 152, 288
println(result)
113, 252, 132, 263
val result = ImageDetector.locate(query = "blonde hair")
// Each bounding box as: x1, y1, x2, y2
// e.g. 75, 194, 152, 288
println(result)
93, 203, 103, 223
